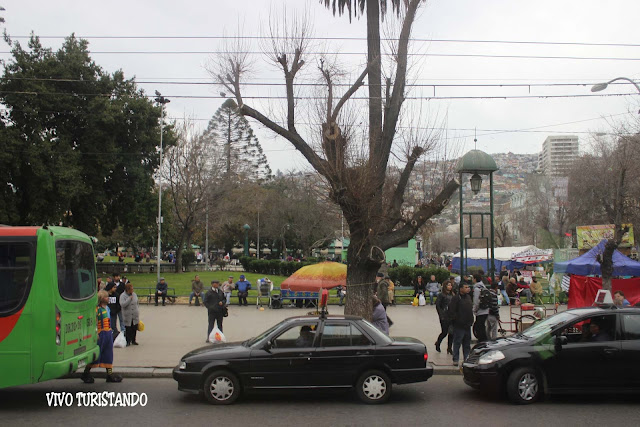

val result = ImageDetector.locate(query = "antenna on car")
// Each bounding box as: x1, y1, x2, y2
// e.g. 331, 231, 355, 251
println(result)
319, 289, 329, 319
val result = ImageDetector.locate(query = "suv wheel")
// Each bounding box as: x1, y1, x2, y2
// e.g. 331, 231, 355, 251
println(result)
507, 367, 540, 404
203, 370, 241, 405
356, 370, 392, 404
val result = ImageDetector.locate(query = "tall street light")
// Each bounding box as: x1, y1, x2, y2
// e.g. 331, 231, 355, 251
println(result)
155, 91, 170, 283
591, 77, 640, 95
243, 224, 251, 257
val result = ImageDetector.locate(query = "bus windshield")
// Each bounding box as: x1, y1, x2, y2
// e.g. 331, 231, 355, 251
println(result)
56, 240, 96, 301
0, 242, 34, 315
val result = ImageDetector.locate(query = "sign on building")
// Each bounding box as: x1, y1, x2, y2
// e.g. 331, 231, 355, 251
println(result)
576, 224, 634, 249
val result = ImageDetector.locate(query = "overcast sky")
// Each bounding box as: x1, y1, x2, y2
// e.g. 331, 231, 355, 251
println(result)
2, 0, 640, 173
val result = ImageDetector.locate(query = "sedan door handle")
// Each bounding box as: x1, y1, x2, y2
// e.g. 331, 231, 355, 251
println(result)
356, 351, 370, 355
298, 352, 312, 357
603, 348, 619, 354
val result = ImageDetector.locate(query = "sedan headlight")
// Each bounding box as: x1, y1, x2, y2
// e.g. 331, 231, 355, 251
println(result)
478, 350, 505, 365
178, 361, 187, 370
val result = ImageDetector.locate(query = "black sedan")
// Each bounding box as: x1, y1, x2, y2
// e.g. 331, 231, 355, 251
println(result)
173, 314, 433, 404
463, 306, 640, 404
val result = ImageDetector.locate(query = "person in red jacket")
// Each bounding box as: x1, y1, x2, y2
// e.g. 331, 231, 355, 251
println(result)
516, 276, 533, 302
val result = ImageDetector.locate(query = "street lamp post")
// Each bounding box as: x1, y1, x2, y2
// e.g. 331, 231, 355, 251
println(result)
457, 149, 499, 277
154, 91, 170, 284
243, 224, 250, 257
205, 198, 209, 266
591, 77, 640, 95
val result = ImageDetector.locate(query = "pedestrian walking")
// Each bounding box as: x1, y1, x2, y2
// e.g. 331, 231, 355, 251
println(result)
189, 274, 204, 306
235, 274, 251, 306
371, 296, 389, 335
335, 284, 346, 306
472, 274, 490, 343
435, 280, 454, 354
204, 280, 226, 342
222, 276, 234, 306
486, 281, 500, 341
499, 275, 511, 306
81, 290, 122, 383
448, 282, 474, 367
119, 283, 140, 346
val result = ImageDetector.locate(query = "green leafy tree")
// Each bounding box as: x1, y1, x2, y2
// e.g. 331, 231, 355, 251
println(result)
0, 35, 174, 236
201, 99, 272, 183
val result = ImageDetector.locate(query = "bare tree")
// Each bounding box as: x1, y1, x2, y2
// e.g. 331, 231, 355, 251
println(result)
568, 129, 640, 289
164, 120, 222, 273
211, 1, 459, 318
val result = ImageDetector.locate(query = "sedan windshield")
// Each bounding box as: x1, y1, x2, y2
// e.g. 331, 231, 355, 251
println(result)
521, 311, 579, 340
246, 321, 287, 347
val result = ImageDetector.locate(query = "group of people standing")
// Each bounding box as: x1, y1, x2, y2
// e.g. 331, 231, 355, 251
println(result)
426, 274, 502, 368
99, 273, 140, 347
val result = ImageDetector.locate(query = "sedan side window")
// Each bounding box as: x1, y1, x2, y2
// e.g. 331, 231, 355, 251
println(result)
321, 324, 373, 347
621, 314, 640, 340
273, 323, 318, 348
557, 314, 617, 344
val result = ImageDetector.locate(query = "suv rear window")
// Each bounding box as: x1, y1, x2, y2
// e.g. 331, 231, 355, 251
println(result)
56, 240, 96, 301
0, 242, 35, 316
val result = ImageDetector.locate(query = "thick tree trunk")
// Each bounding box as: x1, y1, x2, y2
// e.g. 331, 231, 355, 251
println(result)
344, 230, 382, 320
174, 227, 190, 273
601, 239, 617, 291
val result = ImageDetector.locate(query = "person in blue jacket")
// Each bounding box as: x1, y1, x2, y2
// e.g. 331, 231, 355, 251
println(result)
235, 274, 251, 306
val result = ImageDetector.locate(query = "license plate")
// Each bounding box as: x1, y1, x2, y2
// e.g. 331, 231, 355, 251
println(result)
78, 359, 86, 369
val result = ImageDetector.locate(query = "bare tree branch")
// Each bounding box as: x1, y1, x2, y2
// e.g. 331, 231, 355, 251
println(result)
379, 177, 460, 249
239, 103, 329, 174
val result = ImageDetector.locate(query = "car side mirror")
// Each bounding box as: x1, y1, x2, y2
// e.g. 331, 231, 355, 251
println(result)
264, 340, 273, 351
554, 335, 568, 347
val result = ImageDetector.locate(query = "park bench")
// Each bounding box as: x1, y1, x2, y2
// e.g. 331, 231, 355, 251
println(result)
277, 289, 319, 307
137, 287, 177, 305
392, 286, 415, 303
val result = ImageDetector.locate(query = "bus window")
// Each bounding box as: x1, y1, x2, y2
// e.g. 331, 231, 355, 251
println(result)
0, 242, 34, 315
56, 241, 95, 301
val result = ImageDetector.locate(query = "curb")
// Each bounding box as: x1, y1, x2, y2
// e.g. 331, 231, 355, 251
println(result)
67, 365, 460, 379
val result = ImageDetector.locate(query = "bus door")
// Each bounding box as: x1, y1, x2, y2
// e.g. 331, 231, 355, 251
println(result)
0, 238, 36, 388
55, 240, 97, 365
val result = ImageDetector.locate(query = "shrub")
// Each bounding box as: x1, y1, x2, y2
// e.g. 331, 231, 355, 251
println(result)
239, 256, 253, 271
388, 266, 450, 288
182, 250, 196, 265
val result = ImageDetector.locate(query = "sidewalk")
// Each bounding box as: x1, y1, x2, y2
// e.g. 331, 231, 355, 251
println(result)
98, 303, 554, 377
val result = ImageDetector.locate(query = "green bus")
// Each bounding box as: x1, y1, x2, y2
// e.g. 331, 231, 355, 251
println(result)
0, 226, 99, 389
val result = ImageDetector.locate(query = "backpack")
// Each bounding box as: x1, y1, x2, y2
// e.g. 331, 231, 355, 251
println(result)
478, 285, 492, 310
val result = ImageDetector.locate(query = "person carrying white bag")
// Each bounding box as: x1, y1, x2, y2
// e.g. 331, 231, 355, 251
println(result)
204, 280, 227, 343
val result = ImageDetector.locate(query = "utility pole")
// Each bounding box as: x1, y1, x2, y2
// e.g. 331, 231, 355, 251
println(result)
154, 91, 170, 284
205, 197, 209, 266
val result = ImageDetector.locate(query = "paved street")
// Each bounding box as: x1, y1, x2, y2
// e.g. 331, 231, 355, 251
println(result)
111, 303, 542, 369
2, 377, 638, 427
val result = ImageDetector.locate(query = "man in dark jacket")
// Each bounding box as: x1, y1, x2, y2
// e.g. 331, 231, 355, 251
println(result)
105, 281, 121, 334
204, 280, 226, 342
448, 282, 474, 367
155, 277, 168, 306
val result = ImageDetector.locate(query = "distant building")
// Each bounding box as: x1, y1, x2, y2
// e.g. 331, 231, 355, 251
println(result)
537, 135, 579, 176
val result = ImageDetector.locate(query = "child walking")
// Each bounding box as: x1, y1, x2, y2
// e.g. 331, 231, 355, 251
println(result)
81, 290, 123, 383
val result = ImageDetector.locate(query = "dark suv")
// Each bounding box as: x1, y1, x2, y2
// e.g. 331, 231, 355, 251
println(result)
463, 306, 640, 404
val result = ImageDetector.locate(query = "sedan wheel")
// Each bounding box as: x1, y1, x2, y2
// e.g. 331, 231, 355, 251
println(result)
356, 370, 392, 404
203, 370, 241, 405
507, 367, 540, 404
